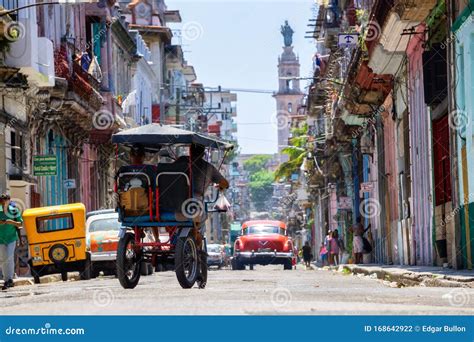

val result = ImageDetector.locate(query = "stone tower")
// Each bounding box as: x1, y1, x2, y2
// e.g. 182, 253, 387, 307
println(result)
274, 21, 304, 163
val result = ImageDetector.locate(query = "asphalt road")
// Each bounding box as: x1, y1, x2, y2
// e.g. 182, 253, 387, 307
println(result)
1, 265, 473, 315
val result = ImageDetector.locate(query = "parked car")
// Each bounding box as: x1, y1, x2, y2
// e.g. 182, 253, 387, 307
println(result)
86, 209, 115, 220
207, 244, 225, 268
85, 211, 153, 277
232, 220, 294, 270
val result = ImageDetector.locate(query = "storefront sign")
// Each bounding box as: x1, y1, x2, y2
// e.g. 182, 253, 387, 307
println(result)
360, 182, 374, 192
33, 155, 57, 176
338, 33, 359, 48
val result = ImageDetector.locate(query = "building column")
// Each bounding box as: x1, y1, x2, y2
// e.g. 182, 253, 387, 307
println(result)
0, 122, 6, 193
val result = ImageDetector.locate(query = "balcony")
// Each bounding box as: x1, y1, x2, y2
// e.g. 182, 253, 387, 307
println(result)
395, 0, 437, 22
3, 3, 54, 87
208, 124, 220, 135
368, 11, 417, 75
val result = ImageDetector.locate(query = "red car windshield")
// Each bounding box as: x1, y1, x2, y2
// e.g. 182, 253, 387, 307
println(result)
244, 225, 285, 235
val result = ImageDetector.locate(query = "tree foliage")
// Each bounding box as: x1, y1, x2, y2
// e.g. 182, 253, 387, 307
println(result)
242, 155, 275, 211
248, 170, 274, 211
274, 124, 308, 181
243, 154, 272, 174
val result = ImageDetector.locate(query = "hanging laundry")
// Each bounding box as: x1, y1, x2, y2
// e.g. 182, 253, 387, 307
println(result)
88, 55, 103, 82
80, 52, 91, 72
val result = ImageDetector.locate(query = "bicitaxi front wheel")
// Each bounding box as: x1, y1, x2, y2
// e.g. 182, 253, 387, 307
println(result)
117, 232, 141, 289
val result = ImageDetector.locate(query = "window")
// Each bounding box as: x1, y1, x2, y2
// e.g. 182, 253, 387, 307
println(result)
1, 1, 19, 20
36, 213, 74, 233
89, 218, 121, 233
8, 130, 24, 169
207, 245, 221, 253
19, 134, 24, 169
85, 16, 102, 65
10, 131, 16, 165
244, 225, 285, 235
288, 103, 293, 113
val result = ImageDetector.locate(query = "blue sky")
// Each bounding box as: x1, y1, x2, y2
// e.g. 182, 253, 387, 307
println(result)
167, 0, 316, 154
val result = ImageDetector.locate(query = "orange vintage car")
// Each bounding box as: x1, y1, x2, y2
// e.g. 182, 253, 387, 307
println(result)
231, 220, 294, 270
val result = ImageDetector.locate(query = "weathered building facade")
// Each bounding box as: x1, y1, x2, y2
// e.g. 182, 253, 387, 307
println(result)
289, 0, 473, 269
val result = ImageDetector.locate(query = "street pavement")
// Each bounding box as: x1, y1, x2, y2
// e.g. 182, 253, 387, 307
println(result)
1, 265, 473, 315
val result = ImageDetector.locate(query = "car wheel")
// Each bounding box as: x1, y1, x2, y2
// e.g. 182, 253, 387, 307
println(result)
284, 259, 292, 270
249, 264, 254, 270
155, 263, 165, 272
29, 260, 41, 284
81, 252, 92, 280
235, 259, 245, 270
140, 262, 153, 276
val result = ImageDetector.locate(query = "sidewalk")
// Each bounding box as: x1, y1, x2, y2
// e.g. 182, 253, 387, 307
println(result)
331, 264, 474, 288
1, 273, 81, 289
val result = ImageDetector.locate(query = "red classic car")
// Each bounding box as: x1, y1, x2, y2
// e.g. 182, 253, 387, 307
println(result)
231, 220, 294, 270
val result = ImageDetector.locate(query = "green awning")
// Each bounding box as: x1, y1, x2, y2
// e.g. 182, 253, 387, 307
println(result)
426, 0, 445, 28
452, 0, 474, 32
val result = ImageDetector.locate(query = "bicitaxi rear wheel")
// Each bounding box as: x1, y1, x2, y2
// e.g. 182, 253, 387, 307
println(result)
196, 250, 208, 289
175, 234, 199, 289
117, 232, 141, 289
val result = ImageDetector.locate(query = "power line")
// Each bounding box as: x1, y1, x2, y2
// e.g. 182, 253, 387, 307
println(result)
219, 88, 275, 94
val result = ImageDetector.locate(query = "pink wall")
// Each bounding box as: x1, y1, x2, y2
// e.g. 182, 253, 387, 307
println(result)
407, 24, 433, 265
382, 98, 401, 263
80, 144, 99, 212
382, 101, 399, 221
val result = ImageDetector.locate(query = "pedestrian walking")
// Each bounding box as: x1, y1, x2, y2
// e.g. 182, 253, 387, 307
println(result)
329, 230, 341, 265
0, 193, 23, 291
335, 229, 345, 262
319, 243, 328, 266
301, 241, 312, 268
349, 217, 370, 264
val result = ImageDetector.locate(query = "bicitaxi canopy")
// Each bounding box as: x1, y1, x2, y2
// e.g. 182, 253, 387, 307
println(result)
111, 124, 234, 150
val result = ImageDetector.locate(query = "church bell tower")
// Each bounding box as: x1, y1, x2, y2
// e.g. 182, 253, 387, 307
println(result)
274, 20, 304, 163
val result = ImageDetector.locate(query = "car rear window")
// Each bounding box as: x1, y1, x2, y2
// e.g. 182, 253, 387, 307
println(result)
36, 213, 74, 233
89, 218, 121, 232
244, 225, 285, 235
207, 245, 221, 253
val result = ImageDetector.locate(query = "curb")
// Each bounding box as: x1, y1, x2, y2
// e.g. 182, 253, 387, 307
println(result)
336, 265, 474, 288
6, 272, 81, 288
